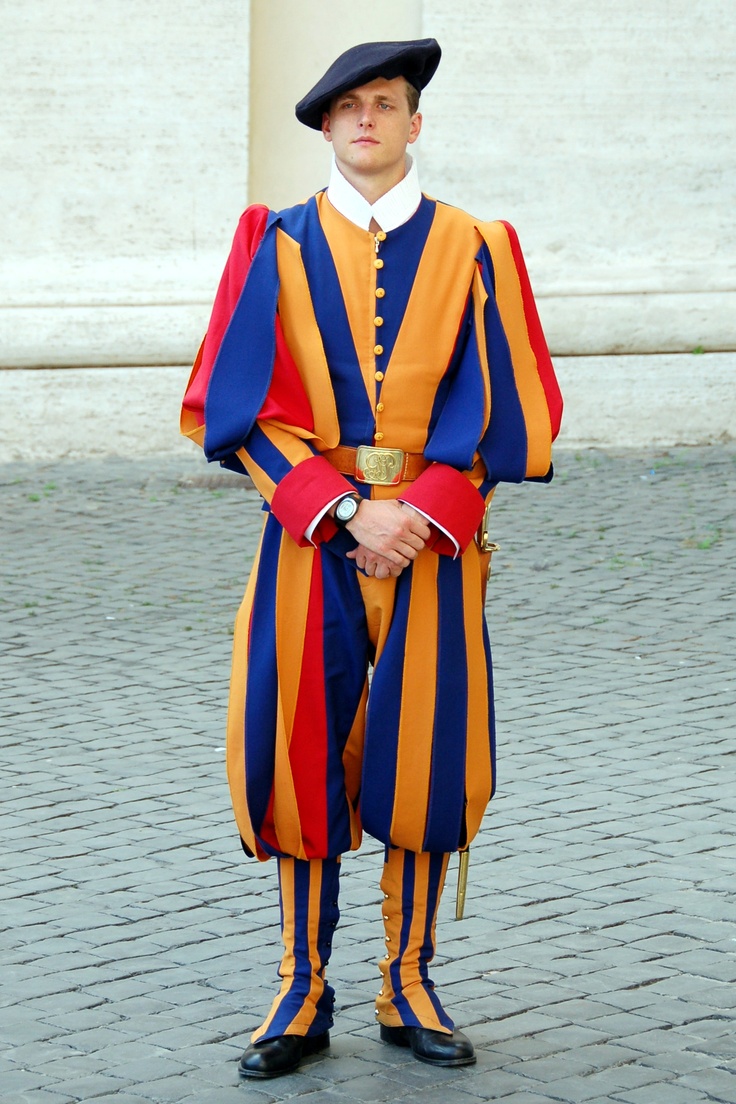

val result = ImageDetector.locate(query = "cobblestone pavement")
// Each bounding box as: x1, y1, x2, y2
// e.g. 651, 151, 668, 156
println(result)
2, 446, 735, 1104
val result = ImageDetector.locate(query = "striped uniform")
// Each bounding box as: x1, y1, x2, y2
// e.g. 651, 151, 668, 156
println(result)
182, 191, 562, 865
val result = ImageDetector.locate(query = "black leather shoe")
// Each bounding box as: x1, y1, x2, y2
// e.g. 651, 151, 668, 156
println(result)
238, 1031, 330, 1078
380, 1024, 476, 1066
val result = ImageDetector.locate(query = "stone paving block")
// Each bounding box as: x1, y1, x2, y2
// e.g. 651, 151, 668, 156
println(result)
177, 1090, 270, 1104
1, 1069, 48, 1094
615, 1082, 718, 1104
459, 1066, 542, 1099
516, 1072, 631, 1103
639, 1050, 725, 1080
45, 1073, 137, 1099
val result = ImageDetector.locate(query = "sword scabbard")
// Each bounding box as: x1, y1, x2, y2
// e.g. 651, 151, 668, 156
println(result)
455, 849, 470, 920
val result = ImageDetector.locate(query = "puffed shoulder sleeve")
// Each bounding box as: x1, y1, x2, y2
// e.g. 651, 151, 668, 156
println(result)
180, 205, 271, 446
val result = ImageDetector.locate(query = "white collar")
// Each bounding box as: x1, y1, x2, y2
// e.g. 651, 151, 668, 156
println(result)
325, 154, 422, 233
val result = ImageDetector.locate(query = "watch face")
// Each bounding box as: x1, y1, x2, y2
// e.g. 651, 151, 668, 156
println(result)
336, 496, 358, 523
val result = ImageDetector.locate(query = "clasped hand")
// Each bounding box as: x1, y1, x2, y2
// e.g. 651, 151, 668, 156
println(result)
344, 500, 430, 579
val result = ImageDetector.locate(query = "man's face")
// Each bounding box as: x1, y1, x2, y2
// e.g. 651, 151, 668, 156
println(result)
321, 76, 422, 182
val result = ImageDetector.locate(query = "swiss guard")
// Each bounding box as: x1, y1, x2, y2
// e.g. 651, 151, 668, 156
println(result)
181, 37, 562, 1079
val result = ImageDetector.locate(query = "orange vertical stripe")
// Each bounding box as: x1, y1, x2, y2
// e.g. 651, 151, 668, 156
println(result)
271, 532, 316, 860
275, 227, 341, 450
390, 553, 439, 849
225, 534, 264, 859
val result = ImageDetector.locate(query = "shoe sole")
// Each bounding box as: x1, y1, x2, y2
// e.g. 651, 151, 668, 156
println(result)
413, 1051, 477, 1067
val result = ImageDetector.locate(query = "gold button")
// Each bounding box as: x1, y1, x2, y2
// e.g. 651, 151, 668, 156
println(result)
376, 230, 387, 241
376, 402, 384, 412
375, 371, 384, 381
375, 432, 385, 442
374, 258, 384, 269
374, 344, 384, 355
374, 316, 384, 327
375, 287, 386, 298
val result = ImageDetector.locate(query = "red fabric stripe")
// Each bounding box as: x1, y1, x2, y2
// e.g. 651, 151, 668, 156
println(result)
499, 220, 563, 440
270, 455, 353, 547
258, 320, 315, 431
259, 789, 280, 854
289, 556, 328, 857
401, 464, 485, 555
182, 205, 270, 427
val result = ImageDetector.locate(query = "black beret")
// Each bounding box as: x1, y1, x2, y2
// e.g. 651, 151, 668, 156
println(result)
295, 38, 441, 130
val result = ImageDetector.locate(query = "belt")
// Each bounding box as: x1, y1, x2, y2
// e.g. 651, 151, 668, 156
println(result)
322, 445, 430, 486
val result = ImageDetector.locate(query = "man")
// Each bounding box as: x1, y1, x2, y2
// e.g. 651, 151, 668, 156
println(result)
181, 38, 562, 1079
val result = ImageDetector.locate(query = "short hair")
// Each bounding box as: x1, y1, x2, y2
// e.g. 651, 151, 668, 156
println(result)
405, 80, 420, 116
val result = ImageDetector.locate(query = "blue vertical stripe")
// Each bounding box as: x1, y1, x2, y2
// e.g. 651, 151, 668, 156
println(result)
424, 293, 486, 470
243, 516, 281, 842
204, 216, 282, 462
360, 571, 412, 842
320, 549, 371, 854
423, 558, 468, 852
375, 197, 437, 368
477, 243, 528, 482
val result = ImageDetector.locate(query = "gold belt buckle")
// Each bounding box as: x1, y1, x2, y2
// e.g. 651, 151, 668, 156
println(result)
355, 445, 405, 485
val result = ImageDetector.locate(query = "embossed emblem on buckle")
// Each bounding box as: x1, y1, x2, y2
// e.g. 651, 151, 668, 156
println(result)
355, 446, 405, 485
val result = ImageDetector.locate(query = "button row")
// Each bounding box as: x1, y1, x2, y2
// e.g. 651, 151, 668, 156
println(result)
374, 239, 386, 443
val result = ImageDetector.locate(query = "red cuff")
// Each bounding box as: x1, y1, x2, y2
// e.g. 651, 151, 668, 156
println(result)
270, 455, 353, 546
401, 464, 485, 555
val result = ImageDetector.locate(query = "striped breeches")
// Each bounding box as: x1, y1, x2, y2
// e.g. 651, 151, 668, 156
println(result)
252, 847, 452, 1043
227, 513, 495, 861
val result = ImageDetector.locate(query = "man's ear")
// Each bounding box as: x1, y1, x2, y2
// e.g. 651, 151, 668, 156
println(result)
407, 112, 423, 145
322, 112, 333, 143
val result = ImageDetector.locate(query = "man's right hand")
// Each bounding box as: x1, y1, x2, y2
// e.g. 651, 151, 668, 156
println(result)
342, 499, 430, 568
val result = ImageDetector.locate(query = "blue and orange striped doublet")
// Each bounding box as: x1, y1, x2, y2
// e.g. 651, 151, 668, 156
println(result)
181, 191, 562, 863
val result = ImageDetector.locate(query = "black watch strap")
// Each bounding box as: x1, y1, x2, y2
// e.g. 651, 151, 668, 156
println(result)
334, 492, 362, 528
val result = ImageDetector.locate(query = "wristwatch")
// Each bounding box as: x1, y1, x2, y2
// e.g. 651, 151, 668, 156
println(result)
334, 493, 362, 528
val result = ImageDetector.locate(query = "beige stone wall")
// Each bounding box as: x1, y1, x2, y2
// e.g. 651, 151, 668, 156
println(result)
0, 0, 249, 367
419, 0, 736, 354
2, 1, 733, 367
